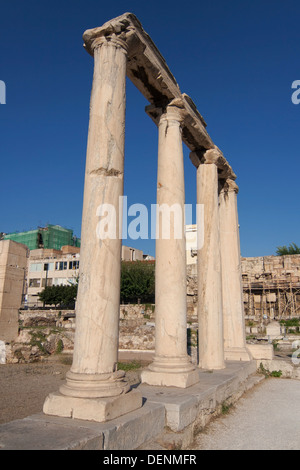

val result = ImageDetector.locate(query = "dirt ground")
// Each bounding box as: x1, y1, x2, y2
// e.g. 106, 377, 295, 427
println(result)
0, 355, 141, 425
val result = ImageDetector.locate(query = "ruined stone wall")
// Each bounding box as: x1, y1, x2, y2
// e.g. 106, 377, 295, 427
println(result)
5, 255, 300, 363
186, 256, 300, 319
0, 240, 28, 343
187, 264, 198, 318
241, 255, 300, 318
6, 305, 157, 363
5, 303, 200, 364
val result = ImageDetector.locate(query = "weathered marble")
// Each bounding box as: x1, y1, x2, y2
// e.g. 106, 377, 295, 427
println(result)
141, 100, 199, 388
43, 11, 247, 421
219, 179, 251, 361
43, 33, 142, 421
196, 149, 225, 370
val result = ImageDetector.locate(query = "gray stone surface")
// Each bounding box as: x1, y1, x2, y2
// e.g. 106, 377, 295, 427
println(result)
191, 378, 300, 450
0, 401, 165, 450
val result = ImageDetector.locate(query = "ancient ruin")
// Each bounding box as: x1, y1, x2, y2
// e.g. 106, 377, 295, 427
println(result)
43, 12, 250, 422
0, 240, 28, 344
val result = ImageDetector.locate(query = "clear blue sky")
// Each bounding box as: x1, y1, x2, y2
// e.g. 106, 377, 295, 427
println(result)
0, 0, 299, 257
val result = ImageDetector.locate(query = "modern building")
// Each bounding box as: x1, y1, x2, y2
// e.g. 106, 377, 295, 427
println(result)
26, 243, 153, 307
26, 245, 80, 307
121, 245, 143, 262
186, 225, 197, 265
1, 224, 155, 308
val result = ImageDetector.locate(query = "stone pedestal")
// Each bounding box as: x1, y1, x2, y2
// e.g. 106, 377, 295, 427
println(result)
219, 179, 251, 361
43, 33, 142, 422
141, 100, 199, 388
196, 150, 225, 370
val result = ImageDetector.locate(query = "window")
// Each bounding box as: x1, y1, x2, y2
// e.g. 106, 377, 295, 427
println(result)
30, 263, 42, 272
53, 278, 68, 286
44, 262, 54, 271
69, 260, 80, 270
29, 279, 41, 288
55, 261, 68, 271
42, 278, 53, 287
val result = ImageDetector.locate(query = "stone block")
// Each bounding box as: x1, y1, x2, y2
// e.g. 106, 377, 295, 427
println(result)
247, 343, 274, 360
0, 401, 166, 450
0, 340, 6, 364
141, 368, 200, 389
43, 389, 143, 423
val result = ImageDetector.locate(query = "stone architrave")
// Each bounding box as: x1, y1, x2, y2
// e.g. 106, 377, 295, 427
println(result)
43, 32, 142, 422
141, 100, 199, 388
194, 149, 225, 370
219, 179, 251, 361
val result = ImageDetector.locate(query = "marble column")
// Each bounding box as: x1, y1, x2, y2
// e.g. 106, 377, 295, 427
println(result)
219, 179, 251, 361
196, 149, 225, 370
141, 99, 199, 388
43, 33, 142, 422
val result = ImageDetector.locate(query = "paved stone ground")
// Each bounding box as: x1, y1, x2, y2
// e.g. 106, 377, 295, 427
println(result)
190, 377, 300, 450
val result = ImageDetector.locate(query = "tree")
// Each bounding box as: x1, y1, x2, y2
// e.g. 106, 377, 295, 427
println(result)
38, 284, 78, 308
121, 261, 155, 304
276, 243, 300, 256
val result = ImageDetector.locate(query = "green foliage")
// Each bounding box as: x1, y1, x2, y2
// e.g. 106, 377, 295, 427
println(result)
117, 361, 142, 371
259, 362, 282, 378
120, 261, 155, 304
55, 339, 64, 354
279, 318, 300, 327
270, 370, 282, 378
276, 243, 300, 256
38, 284, 77, 308
221, 401, 233, 415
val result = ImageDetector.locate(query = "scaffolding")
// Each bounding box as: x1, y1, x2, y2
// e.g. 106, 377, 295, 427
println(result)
243, 274, 300, 320
4, 225, 80, 251
41, 225, 73, 250
4, 229, 42, 250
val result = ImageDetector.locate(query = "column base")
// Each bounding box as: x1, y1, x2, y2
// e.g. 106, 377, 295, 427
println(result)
59, 369, 131, 398
43, 389, 143, 423
141, 355, 200, 388
198, 358, 225, 371
224, 347, 252, 362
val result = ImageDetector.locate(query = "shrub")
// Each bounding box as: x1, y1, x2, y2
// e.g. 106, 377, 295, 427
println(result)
120, 261, 155, 304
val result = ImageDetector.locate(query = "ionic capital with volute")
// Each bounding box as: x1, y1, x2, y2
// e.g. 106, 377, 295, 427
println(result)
83, 14, 135, 55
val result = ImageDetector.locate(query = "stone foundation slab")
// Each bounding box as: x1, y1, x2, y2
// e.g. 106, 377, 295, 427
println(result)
43, 389, 143, 423
0, 361, 259, 450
